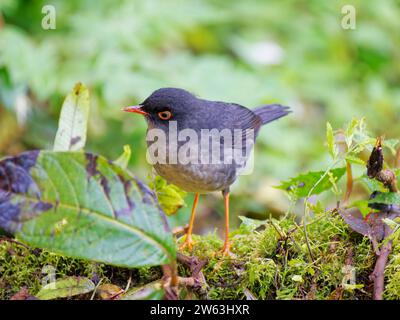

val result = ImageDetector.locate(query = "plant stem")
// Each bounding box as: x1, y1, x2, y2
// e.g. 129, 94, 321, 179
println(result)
370, 236, 392, 300
343, 160, 353, 204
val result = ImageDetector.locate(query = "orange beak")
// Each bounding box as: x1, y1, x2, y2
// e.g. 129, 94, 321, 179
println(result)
122, 105, 148, 116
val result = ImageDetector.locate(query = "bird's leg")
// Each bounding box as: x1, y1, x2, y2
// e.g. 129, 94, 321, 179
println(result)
221, 190, 232, 256
180, 193, 200, 251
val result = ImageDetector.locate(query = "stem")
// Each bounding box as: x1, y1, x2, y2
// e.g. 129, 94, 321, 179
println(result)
343, 160, 353, 204
169, 260, 178, 287
370, 239, 392, 300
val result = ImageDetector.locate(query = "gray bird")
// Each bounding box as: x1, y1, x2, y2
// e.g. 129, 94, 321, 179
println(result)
124, 88, 290, 255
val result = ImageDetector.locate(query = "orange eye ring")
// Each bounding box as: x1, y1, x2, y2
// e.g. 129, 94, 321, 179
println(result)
158, 110, 172, 120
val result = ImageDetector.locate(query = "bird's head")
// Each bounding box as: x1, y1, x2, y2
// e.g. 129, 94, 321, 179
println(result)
123, 88, 197, 129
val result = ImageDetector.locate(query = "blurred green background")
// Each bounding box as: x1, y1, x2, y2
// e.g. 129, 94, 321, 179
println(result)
0, 0, 399, 233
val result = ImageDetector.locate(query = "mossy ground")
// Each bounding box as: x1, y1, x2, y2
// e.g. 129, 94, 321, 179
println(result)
1, 211, 399, 299
0, 240, 162, 299
180, 211, 399, 300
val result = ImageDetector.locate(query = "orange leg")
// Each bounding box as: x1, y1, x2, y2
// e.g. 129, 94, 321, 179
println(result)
179, 193, 200, 251
221, 191, 231, 256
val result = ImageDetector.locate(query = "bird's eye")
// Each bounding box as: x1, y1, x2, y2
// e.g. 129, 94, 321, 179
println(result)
157, 110, 172, 120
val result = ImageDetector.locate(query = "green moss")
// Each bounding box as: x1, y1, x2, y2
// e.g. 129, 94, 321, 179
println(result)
383, 229, 400, 300
0, 240, 103, 299
0, 239, 160, 299
246, 258, 276, 299
183, 212, 379, 300
2, 211, 399, 300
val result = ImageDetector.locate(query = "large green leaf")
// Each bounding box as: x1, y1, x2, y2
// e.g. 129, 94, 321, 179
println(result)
53, 83, 90, 151
0, 151, 175, 267
276, 167, 346, 198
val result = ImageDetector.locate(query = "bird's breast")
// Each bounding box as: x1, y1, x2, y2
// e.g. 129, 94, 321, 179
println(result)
146, 127, 253, 192
153, 162, 237, 193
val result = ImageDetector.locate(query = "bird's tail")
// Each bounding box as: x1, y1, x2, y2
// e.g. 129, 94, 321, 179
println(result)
253, 104, 291, 125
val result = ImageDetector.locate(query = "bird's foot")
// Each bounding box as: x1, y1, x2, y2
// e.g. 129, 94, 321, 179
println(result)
179, 235, 195, 251
211, 242, 235, 259
212, 244, 236, 270
220, 242, 234, 258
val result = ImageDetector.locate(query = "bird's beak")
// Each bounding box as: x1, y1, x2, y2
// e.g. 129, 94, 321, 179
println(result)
122, 105, 148, 116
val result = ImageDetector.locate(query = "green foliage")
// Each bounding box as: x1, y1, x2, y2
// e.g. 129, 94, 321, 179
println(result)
0, 239, 163, 299
36, 276, 95, 300
178, 213, 381, 300
0, 240, 107, 299
276, 167, 346, 198
114, 145, 132, 169
369, 192, 400, 208
150, 176, 187, 216
1, 0, 400, 301
1, 0, 399, 207
53, 82, 90, 151
0, 83, 175, 271
0, 151, 175, 267
121, 281, 164, 300
238, 216, 267, 233
326, 122, 338, 160
385, 252, 400, 300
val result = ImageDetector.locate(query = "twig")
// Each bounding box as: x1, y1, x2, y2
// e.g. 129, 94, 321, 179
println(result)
162, 262, 179, 300
124, 271, 132, 292
0, 236, 31, 250
90, 278, 103, 300
176, 253, 209, 298
370, 222, 393, 300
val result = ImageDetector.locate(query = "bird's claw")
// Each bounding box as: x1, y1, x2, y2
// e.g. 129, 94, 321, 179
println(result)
220, 243, 234, 258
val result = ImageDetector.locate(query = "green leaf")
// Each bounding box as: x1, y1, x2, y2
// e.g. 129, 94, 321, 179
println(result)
36, 276, 95, 300
383, 139, 400, 155
342, 283, 364, 292
150, 176, 186, 216
368, 192, 400, 209
345, 118, 360, 148
53, 83, 90, 151
348, 200, 371, 217
345, 154, 365, 166
238, 216, 267, 233
0, 151, 175, 267
352, 140, 374, 154
360, 174, 386, 193
121, 281, 164, 300
326, 122, 338, 160
276, 167, 346, 198
114, 144, 132, 169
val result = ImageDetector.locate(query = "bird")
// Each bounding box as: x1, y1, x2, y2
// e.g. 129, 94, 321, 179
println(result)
123, 88, 290, 256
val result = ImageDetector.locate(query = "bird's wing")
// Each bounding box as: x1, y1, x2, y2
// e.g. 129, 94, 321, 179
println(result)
206, 101, 261, 131
208, 102, 261, 168
197, 99, 262, 149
